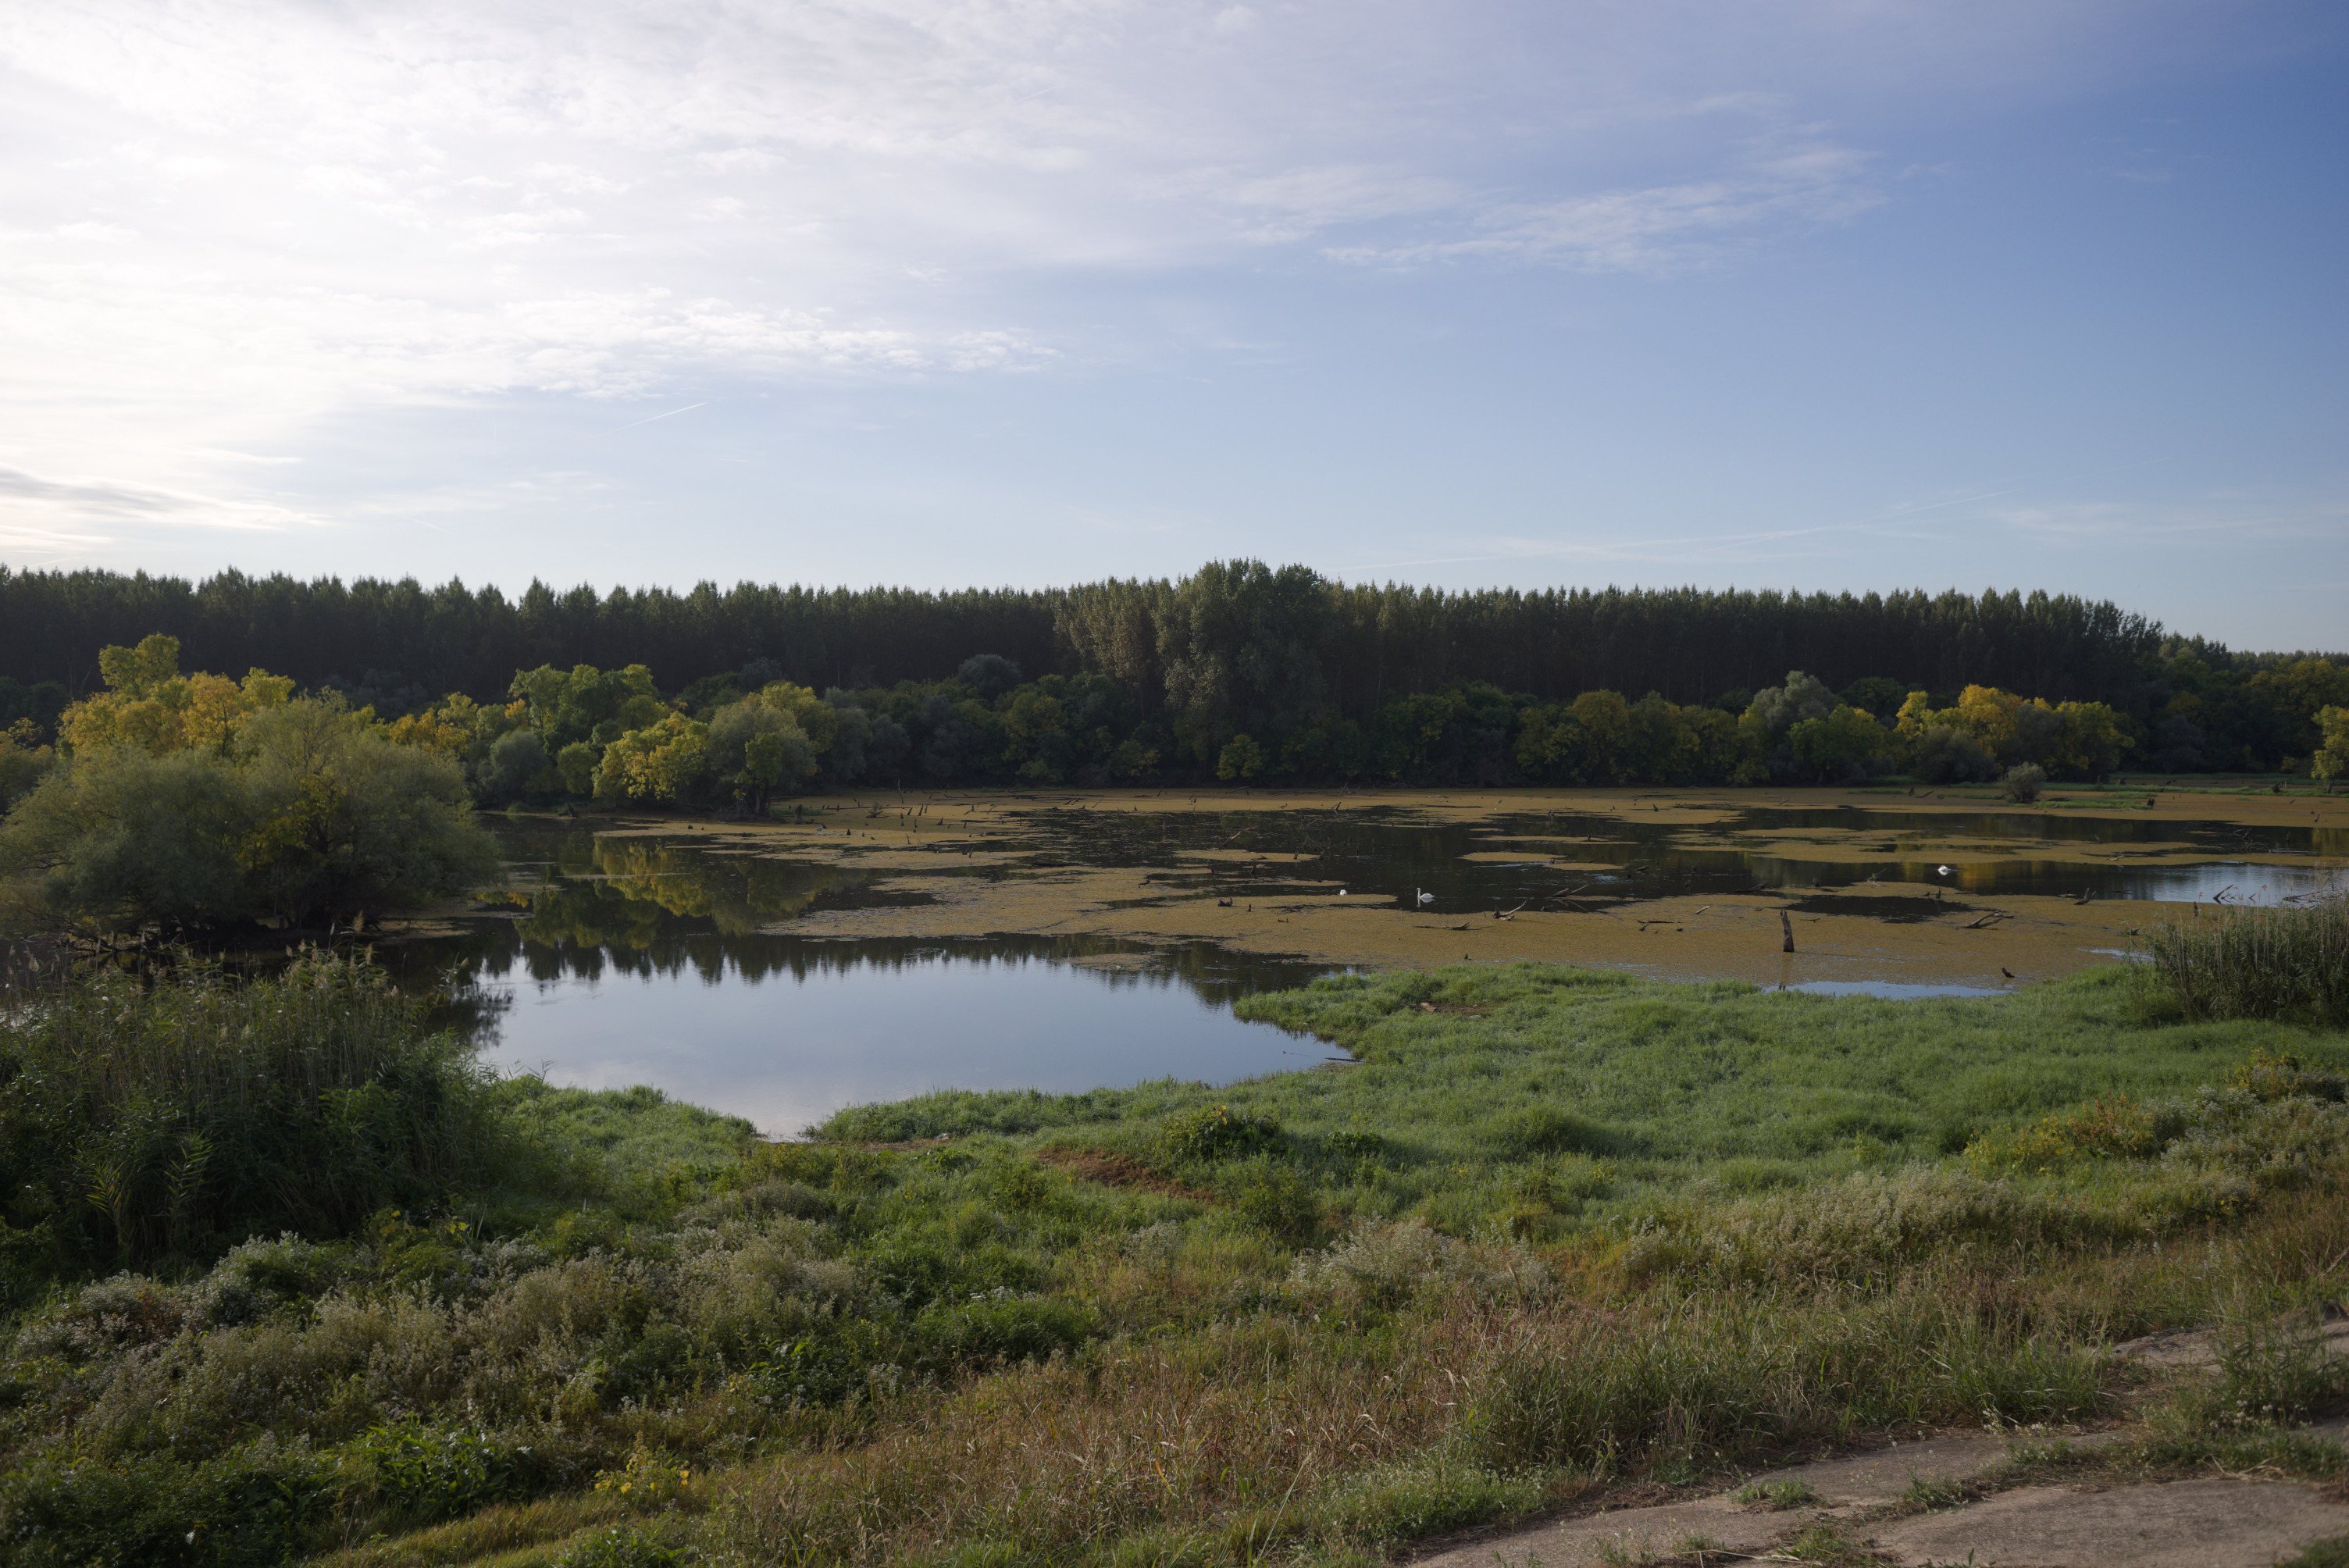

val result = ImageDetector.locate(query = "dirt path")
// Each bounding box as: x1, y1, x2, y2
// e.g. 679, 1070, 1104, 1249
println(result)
1413, 1424, 2349, 1567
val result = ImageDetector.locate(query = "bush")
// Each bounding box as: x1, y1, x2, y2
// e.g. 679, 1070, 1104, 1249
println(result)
748, 1319, 906, 1409
351, 1420, 556, 1520
0, 1444, 337, 1568
1229, 1159, 1321, 1244
0, 956, 504, 1295
0, 697, 498, 932
2001, 763, 2047, 802
1161, 1104, 1281, 1161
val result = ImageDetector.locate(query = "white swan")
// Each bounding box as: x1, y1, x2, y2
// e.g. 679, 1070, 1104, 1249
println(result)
1415, 888, 1435, 906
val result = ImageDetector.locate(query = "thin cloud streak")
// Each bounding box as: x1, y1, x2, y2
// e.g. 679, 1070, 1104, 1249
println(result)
619, 402, 709, 429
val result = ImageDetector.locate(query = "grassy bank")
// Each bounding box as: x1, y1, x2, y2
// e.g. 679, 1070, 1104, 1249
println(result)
2, 961, 2346, 1566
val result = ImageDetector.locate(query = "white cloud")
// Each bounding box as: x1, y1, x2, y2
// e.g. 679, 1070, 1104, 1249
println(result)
0, 0, 2266, 551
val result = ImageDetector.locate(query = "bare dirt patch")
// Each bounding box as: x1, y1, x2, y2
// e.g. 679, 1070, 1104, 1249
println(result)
1034, 1146, 1217, 1204
1873, 1475, 2349, 1566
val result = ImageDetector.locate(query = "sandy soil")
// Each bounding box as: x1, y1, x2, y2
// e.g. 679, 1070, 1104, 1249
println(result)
1413, 1424, 2349, 1567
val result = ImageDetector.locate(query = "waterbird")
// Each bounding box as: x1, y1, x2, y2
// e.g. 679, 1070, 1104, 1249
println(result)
1937, 864, 1952, 876
1415, 888, 1435, 906
1337, 888, 1347, 896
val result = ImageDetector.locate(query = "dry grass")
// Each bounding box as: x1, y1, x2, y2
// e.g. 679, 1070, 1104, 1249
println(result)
702, 1258, 2113, 1566
312, 1492, 647, 1568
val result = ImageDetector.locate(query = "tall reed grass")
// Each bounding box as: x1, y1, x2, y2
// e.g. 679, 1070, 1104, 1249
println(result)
2145, 891, 2349, 1026
0, 953, 500, 1286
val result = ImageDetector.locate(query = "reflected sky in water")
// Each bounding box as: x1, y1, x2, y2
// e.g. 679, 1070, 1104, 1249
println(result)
458, 939, 1334, 1138
387, 829, 1338, 1134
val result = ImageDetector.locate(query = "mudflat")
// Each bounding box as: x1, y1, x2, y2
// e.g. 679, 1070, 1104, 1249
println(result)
569, 782, 2348, 990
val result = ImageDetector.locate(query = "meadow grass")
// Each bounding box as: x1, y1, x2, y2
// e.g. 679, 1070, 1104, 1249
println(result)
2, 960, 2345, 1566
824, 961, 2349, 1245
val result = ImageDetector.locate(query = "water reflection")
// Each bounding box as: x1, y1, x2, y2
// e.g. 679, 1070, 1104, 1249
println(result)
1788, 980, 2008, 1000
488, 825, 948, 941
390, 825, 1335, 1134
424, 933, 1331, 1138
1006, 800, 2344, 913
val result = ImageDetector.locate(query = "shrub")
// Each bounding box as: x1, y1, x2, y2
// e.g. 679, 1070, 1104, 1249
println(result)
1228, 1158, 1321, 1243
1161, 1104, 1281, 1162
0, 1443, 337, 1568
2000, 763, 2046, 803
0, 696, 498, 932
748, 1318, 906, 1409
914, 1292, 1097, 1370
351, 1420, 554, 1520
0, 956, 504, 1294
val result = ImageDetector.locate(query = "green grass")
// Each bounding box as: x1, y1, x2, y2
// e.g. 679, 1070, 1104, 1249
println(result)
493, 1079, 758, 1183
820, 964, 2349, 1241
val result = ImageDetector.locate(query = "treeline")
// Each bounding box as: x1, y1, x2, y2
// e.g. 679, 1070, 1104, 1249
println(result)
3, 560, 2344, 779
20, 635, 2348, 825
0, 560, 2198, 711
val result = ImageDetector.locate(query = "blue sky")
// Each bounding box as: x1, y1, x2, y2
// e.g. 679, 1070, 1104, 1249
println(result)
2, 0, 2342, 650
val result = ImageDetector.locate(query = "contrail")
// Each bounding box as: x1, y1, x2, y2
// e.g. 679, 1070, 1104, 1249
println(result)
619, 402, 708, 429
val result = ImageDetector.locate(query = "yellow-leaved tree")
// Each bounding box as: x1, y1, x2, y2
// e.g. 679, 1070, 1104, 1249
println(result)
2314, 706, 2349, 787
595, 712, 711, 804
59, 635, 294, 755
2, 659, 497, 932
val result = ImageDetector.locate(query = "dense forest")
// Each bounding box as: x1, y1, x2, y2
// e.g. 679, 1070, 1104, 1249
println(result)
2, 561, 2344, 793
0, 560, 2220, 707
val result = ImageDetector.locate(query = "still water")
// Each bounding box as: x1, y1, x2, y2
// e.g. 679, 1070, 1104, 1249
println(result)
476, 941, 1332, 1139
389, 835, 1336, 1136
1033, 801, 2344, 911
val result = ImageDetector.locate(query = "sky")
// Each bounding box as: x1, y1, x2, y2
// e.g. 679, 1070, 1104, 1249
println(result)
1, 0, 2343, 650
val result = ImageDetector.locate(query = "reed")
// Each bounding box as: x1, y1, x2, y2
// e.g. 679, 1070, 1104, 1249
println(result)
2144, 891, 2349, 1026
0, 953, 499, 1283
